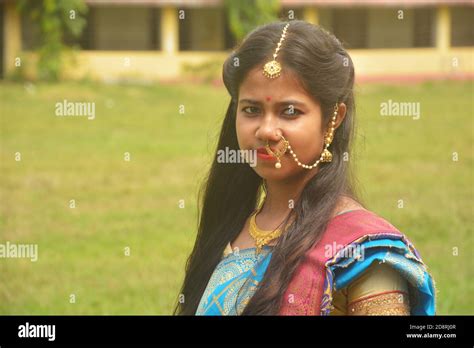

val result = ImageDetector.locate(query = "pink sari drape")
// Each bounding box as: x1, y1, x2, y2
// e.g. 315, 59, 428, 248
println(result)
279, 210, 402, 315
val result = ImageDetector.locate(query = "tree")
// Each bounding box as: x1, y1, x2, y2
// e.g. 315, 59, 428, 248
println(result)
225, 0, 280, 42
17, 0, 88, 81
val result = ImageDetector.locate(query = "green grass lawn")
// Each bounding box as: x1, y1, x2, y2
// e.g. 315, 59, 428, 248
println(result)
0, 79, 472, 314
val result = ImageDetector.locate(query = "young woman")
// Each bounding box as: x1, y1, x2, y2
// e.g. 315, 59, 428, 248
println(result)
174, 20, 436, 316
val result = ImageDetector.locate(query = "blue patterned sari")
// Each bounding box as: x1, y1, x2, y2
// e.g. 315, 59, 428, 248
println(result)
196, 234, 436, 315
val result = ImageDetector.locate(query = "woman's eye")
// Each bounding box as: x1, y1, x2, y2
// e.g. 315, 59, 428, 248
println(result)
242, 106, 260, 115
283, 107, 302, 116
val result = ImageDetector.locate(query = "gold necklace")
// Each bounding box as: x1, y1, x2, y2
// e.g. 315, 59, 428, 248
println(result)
249, 209, 285, 255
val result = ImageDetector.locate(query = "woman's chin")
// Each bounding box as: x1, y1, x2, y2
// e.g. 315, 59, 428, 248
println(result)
252, 161, 294, 179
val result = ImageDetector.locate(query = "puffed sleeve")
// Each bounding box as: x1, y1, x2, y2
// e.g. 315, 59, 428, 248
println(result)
345, 262, 410, 315
326, 234, 436, 315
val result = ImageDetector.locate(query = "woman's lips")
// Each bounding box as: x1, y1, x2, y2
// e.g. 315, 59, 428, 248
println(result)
256, 147, 276, 161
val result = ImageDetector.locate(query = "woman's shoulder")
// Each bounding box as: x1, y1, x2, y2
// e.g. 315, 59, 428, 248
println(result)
323, 210, 437, 315
324, 207, 404, 249
330, 197, 400, 233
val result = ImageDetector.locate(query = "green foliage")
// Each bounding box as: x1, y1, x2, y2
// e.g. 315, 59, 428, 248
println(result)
225, 0, 280, 41
17, 0, 88, 81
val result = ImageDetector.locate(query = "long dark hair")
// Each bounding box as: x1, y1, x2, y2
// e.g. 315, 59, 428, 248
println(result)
174, 20, 364, 315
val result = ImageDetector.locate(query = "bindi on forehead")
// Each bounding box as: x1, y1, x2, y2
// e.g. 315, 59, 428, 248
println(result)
265, 96, 272, 102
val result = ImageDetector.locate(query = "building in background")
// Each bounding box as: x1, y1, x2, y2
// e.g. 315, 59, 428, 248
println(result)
1, 0, 473, 82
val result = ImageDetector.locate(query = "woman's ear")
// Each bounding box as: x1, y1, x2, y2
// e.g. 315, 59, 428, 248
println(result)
327, 102, 347, 132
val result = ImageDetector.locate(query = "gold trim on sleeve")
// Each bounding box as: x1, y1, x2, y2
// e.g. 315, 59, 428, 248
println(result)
347, 291, 410, 315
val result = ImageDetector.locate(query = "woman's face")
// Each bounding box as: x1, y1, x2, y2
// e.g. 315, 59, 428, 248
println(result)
236, 66, 327, 181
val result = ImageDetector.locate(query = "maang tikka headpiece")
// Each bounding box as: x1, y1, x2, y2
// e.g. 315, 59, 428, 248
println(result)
263, 23, 290, 79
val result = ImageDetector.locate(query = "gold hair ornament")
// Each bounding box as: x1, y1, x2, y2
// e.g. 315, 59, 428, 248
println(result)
263, 23, 290, 79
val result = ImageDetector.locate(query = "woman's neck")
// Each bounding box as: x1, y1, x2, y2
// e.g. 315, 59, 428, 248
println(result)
259, 173, 314, 219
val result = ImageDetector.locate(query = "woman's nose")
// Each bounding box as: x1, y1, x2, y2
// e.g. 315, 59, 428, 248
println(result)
256, 116, 281, 143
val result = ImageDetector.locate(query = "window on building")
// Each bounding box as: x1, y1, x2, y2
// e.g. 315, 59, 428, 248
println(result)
179, 8, 226, 51
21, 6, 161, 51
63, 10, 94, 49
451, 6, 474, 47
223, 10, 237, 50
21, 13, 41, 50
88, 6, 155, 50
332, 8, 368, 49
413, 8, 435, 47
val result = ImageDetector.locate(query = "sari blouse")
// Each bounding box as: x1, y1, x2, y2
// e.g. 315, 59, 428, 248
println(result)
195, 210, 436, 316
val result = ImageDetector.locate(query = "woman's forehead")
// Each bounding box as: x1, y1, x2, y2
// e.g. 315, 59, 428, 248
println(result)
239, 67, 315, 105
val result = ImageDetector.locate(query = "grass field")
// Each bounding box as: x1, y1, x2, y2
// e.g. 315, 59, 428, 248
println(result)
0, 79, 472, 314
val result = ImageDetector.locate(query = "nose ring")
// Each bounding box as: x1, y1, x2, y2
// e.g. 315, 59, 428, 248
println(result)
265, 135, 289, 169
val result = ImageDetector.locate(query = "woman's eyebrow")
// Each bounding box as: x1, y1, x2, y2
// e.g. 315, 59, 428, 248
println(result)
238, 98, 306, 107
277, 100, 306, 107
238, 98, 261, 105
